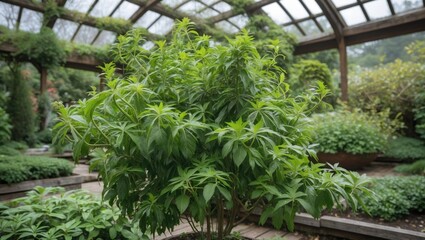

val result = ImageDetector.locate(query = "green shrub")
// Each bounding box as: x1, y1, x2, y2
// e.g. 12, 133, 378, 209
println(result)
0, 146, 22, 156
7, 65, 36, 146
383, 136, 425, 160
312, 110, 387, 154
0, 186, 148, 239
3, 141, 28, 151
362, 176, 425, 221
0, 107, 11, 144
54, 19, 371, 239
394, 159, 425, 175
0, 155, 74, 184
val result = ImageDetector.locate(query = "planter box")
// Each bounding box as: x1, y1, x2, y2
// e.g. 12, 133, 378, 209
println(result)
0, 175, 84, 201
317, 152, 378, 170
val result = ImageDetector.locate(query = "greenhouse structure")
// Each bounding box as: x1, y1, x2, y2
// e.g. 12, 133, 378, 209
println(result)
0, 0, 425, 240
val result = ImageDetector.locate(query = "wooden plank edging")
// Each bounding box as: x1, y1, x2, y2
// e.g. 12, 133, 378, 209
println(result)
320, 215, 425, 240
0, 175, 85, 201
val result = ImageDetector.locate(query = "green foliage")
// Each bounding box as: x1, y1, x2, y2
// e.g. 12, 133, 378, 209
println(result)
383, 136, 425, 160
244, 15, 296, 72
348, 56, 425, 138
0, 146, 22, 156
66, 44, 110, 63
0, 155, 73, 184
6, 66, 36, 146
3, 141, 28, 151
0, 186, 148, 240
289, 59, 335, 108
54, 19, 371, 239
95, 17, 132, 34
0, 107, 11, 144
394, 160, 425, 175
362, 176, 425, 221
50, 68, 99, 104
0, 27, 67, 68
312, 110, 387, 154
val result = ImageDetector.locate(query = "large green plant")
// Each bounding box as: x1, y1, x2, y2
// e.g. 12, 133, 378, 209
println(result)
54, 19, 370, 239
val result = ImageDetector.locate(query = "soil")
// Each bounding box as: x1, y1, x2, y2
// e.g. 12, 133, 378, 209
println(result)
324, 209, 425, 232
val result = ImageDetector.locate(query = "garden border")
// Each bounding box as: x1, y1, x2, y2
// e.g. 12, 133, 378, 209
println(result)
293, 213, 425, 240
0, 175, 84, 201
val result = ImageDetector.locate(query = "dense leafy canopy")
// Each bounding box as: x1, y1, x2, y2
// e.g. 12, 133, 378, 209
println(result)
55, 19, 371, 239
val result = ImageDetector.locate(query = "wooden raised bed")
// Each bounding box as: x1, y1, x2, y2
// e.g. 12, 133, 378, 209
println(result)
293, 213, 425, 240
0, 175, 84, 201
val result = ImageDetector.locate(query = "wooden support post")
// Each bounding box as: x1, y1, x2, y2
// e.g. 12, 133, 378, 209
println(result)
40, 67, 47, 94
338, 38, 348, 102
99, 75, 105, 92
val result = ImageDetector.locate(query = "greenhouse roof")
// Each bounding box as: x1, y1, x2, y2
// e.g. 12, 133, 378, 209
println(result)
0, 0, 425, 53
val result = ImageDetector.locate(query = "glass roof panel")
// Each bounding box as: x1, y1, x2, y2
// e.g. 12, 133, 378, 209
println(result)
148, 16, 174, 35
134, 10, 160, 28
340, 6, 367, 25
228, 15, 249, 29
202, 0, 219, 5
93, 30, 116, 46
391, 0, 423, 13
284, 24, 303, 37
364, 0, 392, 20
302, 0, 322, 15
212, 1, 232, 12
0, 2, 19, 30
52, 19, 79, 41
215, 20, 239, 33
316, 15, 333, 33
199, 8, 219, 18
142, 41, 155, 50
90, 0, 121, 18
73, 25, 99, 44
262, 3, 291, 25
161, 0, 186, 8
299, 20, 320, 36
112, 1, 140, 19
19, 9, 43, 33
280, 0, 309, 20
178, 1, 205, 16
64, 0, 95, 13
331, 0, 357, 8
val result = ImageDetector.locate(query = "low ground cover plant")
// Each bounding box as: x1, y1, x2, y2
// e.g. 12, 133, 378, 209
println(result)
311, 110, 387, 154
383, 136, 425, 161
54, 19, 371, 240
394, 159, 425, 175
0, 155, 73, 184
0, 186, 147, 240
0, 146, 22, 156
361, 176, 425, 221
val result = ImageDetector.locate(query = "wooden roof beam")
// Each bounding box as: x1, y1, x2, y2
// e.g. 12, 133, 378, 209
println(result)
0, 41, 102, 72
209, 0, 277, 23
295, 7, 425, 55
129, 0, 161, 23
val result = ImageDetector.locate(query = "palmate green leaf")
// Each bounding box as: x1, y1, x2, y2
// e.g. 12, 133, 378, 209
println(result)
203, 183, 216, 203
175, 194, 190, 214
